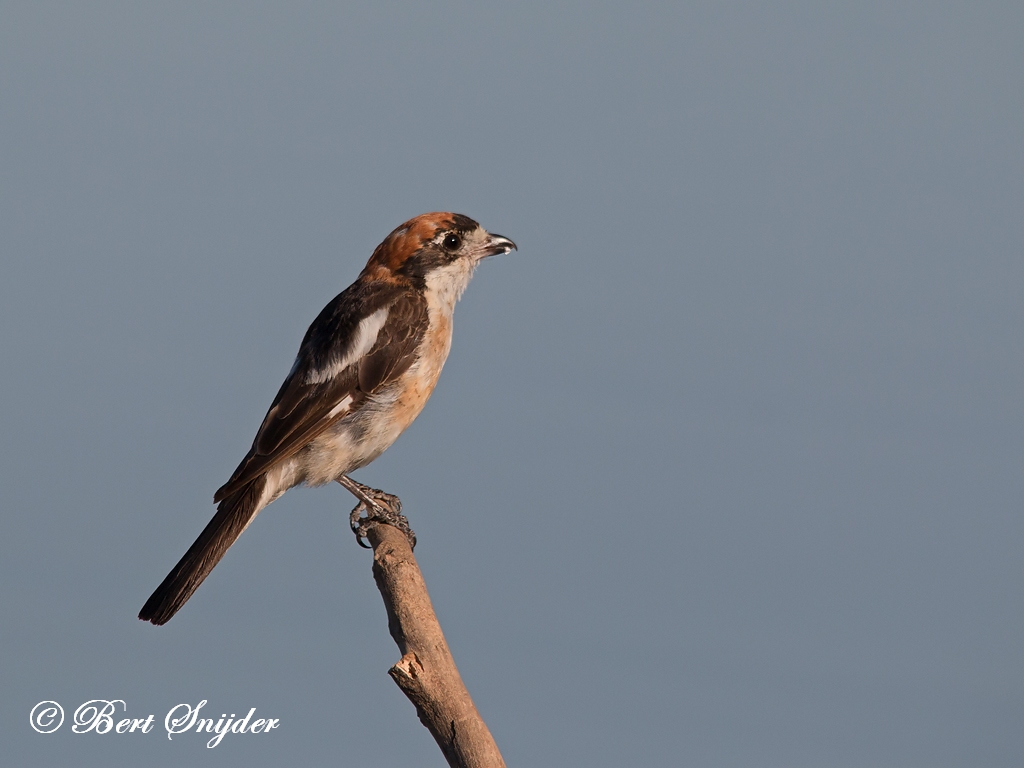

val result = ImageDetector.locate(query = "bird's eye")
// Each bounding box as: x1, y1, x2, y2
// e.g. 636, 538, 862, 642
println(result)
442, 233, 462, 251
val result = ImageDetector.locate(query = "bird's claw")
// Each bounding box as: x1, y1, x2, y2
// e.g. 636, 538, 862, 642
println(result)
348, 489, 416, 550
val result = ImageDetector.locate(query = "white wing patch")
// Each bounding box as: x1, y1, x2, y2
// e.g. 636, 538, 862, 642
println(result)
327, 394, 354, 419
305, 307, 389, 384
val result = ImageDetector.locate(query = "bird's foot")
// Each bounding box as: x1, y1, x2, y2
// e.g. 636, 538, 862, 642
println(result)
338, 477, 416, 550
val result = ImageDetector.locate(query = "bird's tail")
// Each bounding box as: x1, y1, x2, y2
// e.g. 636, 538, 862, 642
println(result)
139, 476, 267, 625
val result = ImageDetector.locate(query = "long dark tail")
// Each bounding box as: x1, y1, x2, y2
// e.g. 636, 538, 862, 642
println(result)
139, 476, 267, 625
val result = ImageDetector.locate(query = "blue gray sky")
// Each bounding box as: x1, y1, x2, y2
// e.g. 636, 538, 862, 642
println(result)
2, 2, 1022, 766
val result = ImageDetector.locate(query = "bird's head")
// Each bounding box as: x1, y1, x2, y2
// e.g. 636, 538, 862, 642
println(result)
361, 212, 516, 307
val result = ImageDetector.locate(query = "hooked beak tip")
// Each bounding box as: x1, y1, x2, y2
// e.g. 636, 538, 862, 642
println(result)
485, 233, 517, 256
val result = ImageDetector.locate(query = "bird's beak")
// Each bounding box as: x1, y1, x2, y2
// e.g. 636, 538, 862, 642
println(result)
481, 232, 517, 258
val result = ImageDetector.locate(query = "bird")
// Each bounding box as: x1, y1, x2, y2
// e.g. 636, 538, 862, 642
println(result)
139, 212, 516, 625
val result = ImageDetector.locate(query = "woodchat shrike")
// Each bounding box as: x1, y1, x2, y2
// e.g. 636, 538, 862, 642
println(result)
139, 212, 516, 625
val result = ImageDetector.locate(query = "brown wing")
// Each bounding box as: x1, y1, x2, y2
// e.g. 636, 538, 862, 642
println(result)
358, 293, 429, 392
214, 286, 428, 502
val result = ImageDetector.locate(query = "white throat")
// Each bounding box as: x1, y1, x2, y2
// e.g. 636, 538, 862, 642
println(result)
424, 258, 478, 315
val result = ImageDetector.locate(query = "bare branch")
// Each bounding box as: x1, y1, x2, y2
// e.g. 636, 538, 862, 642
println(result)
366, 523, 506, 768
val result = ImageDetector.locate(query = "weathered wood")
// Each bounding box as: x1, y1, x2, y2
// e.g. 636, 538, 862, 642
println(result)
366, 523, 506, 768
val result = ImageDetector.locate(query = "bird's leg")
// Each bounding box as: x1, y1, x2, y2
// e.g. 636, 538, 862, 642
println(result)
337, 475, 416, 550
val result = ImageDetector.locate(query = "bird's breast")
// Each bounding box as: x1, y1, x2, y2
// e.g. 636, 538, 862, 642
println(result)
385, 300, 453, 436
303, 301, 455, 483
